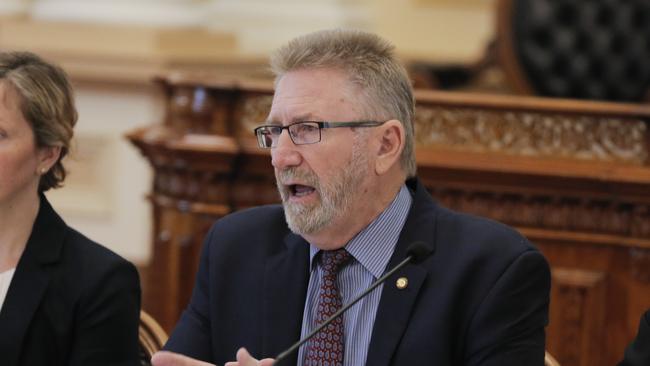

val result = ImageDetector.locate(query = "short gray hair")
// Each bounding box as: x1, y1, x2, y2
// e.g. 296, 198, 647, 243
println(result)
270, 29, 417, 177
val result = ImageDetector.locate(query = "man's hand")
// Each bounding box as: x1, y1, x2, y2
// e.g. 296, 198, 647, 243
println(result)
224, 348, 275, 366
151, 349, 274, 366
151, 351, 216, 366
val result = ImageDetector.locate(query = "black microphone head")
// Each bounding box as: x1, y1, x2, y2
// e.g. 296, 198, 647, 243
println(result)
406, 241, 433, 264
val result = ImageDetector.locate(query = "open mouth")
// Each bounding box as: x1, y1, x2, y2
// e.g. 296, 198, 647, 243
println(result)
289, 184, 316, 198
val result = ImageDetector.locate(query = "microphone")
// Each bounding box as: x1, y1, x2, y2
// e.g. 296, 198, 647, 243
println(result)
272, 241, 433, 365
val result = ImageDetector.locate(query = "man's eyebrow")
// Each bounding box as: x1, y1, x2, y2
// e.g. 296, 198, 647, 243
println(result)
265, 114, 317, 125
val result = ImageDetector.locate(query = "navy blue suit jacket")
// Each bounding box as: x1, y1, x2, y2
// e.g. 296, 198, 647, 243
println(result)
620, 309, 650, 366
165, 178, 550, 365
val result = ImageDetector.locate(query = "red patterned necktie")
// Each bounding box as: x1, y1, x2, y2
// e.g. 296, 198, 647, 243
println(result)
304, 248, 351, 366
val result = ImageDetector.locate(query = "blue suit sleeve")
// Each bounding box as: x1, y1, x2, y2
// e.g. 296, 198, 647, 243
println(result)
465, 250, 551, 366
619, 310, 650, 366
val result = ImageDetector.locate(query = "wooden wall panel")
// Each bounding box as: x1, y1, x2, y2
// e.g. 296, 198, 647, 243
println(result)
127, 74, 650, 365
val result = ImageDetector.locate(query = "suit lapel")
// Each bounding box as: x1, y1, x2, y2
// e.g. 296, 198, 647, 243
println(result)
366, 179, 438, 366
261, 232, 310, 364
0, 196, 64, 366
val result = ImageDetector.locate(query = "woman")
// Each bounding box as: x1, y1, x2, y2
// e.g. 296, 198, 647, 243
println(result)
0, 51, 141, 366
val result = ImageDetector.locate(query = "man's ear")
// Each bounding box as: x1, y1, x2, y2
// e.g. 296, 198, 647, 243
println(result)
374, 120, 404, 175
37, 145, 62, 174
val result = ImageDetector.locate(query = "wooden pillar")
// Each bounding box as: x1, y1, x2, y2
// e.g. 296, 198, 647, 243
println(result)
128, 79, 237, 330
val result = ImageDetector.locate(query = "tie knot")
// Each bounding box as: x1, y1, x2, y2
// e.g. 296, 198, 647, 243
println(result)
321, 248, 351, 275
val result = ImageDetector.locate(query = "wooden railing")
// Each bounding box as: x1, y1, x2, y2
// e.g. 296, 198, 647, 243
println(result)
127, 72, 650, 366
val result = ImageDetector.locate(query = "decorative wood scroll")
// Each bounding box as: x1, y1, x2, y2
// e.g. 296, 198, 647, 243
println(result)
127, 73, 650, 366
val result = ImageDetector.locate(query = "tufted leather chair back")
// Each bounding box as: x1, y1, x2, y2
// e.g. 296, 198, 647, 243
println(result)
498, 0, 650, 102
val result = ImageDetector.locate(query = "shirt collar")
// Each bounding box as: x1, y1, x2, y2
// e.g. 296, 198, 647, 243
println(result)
309, 184, 413, 278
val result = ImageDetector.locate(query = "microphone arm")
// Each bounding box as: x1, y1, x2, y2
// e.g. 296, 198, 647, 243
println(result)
273, 241, 431, 365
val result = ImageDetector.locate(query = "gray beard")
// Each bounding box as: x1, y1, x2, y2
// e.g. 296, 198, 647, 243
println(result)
276, 145, 368, 236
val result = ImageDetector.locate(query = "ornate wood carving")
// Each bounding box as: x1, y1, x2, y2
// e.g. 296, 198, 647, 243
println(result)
425, 186, 650, 240
236, 94, 274, 139
414, 107, 648, 163
128, 74, 650, 365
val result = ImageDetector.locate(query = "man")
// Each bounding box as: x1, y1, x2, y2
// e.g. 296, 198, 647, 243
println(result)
152, 29, 550, 366
619, 309, 650, 366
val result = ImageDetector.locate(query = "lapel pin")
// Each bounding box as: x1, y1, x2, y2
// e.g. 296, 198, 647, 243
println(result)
396, 277, 408, 290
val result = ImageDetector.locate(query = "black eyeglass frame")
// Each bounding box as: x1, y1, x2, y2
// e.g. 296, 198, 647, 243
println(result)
253, 120, 387, 148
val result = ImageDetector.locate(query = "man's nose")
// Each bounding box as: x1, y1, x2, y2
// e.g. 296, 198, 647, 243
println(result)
271, 130, 302, 169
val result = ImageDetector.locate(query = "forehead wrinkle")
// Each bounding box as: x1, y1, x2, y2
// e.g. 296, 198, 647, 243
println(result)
268, 68, 364, 124
265, 114, 316, 125
268, 95, 327, 124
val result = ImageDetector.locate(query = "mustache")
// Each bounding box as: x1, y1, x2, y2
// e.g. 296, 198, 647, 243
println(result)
276, 168, 319, 187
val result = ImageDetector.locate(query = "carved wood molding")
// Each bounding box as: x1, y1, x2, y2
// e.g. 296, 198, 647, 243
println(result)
236, 94, 275, 139
128, 126, 239, 204
426, 185, 650, 241
414, 106, 648, 163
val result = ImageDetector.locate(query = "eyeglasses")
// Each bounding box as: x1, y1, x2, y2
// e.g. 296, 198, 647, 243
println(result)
254, 120, 387, 148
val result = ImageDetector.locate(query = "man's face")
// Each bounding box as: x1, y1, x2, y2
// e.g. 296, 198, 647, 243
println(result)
268, 68, 372, 236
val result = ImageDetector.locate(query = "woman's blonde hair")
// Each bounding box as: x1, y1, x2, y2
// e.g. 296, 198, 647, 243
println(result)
0, 51, 77, 191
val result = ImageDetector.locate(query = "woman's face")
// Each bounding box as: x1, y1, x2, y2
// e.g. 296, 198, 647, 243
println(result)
0, 82, 46, 207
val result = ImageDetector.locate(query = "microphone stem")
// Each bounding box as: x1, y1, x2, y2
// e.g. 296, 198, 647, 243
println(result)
273, 255, 413, 365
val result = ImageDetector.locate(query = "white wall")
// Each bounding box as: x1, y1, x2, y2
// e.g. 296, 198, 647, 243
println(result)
15, 0, 495, 62
370, 0, 495, 63
46, 82, 164, 264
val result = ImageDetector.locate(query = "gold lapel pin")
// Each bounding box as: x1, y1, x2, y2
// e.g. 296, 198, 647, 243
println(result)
396, 277, 408, 290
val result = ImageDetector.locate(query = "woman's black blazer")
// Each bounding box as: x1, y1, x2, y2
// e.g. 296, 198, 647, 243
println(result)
0, 195, 141, 366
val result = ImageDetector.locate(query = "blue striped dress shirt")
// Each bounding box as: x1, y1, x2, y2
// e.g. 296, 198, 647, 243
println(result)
297, 185, 413, 366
